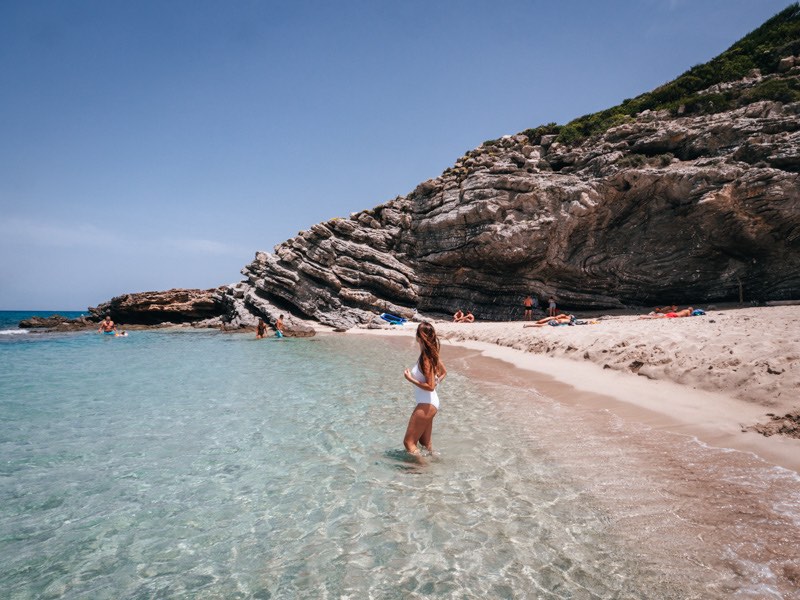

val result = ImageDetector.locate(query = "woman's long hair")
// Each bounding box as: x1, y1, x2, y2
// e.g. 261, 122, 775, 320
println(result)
416, 322, 442, 377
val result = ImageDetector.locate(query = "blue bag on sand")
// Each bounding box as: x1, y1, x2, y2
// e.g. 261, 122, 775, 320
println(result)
692, 309, 706, 316
380, 313, 406, 325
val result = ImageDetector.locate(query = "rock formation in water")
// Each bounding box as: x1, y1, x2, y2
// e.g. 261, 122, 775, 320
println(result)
18, 314, 97, 331
90, 288, 227, 325
87, 287, 317, 336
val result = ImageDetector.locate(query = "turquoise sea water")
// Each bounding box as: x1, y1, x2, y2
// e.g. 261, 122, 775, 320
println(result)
1, 319, 799, 598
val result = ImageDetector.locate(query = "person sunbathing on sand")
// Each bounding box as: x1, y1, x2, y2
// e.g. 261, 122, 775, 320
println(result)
454, 310, 475, 323
523, 313, 575, 327
640, 307, 694, 319
644, 305, 676, 317
656, 305, 677, 313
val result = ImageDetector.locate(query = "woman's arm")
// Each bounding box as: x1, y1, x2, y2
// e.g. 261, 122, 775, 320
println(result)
403, 364, 437, 392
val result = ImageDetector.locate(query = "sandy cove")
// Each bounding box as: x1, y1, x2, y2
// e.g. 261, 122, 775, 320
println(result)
436, 305, 800, 408
348, 305, 800, 472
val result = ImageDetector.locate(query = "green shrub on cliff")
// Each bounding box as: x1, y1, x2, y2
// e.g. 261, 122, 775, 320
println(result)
742, 77, 800, 103
522, 123, 561, 144
531, 3, 800, 146
616, 154, 646, 168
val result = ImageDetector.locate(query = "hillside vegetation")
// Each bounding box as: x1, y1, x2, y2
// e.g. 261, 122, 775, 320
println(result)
517, 3, 800, 146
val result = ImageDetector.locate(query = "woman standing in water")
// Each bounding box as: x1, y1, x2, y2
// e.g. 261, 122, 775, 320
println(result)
256, 318, 267, 339
403, 322, 447, 454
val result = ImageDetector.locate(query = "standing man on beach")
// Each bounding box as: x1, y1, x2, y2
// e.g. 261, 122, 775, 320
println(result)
523, 295, 534, 321
548, 296, 557, 317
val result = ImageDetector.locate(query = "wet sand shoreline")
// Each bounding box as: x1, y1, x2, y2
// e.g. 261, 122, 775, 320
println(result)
344, 305, 800, 474
357, 326, 800, 596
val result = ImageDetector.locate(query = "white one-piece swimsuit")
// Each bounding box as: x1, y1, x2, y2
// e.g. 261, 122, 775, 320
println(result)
411, 362, 439, 409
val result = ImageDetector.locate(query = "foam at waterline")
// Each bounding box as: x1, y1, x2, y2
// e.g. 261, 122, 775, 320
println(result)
0, 329, 28, 335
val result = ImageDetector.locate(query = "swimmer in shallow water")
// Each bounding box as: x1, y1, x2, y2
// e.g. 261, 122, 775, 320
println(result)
275, 315, 285, 338
402, 322, 447, 455
98, 315, 115, 334
256, 318, 267, 339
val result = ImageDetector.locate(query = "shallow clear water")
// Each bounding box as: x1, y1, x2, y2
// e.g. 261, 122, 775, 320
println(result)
1, 329, 798, 599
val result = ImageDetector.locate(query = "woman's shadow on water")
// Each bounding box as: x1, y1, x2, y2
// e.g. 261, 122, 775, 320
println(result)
382, 448, 437, 474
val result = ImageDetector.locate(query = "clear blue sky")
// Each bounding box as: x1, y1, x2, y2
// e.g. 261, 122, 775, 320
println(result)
0, 0, 793, 310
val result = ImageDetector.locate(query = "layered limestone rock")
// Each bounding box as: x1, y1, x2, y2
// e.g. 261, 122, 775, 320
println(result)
237, 75, 800, 327
215, 283, 317, 336
90, 288, 226, 325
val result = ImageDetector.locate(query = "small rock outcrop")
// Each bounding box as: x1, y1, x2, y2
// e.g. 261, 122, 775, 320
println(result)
18, 315, 96, 331
90, 288, 227, 325
745, 411, 800, 438
85, 285, 318, 335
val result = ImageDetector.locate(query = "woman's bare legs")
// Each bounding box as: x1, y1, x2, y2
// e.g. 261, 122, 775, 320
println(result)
403, 404, 437, 454
418, 413, 435, 452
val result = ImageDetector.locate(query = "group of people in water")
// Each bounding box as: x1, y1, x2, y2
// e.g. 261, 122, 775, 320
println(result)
256, 315, 285, 339
98, 313, 288, 340
95, 298, 706, 459
94, 309, 439, 457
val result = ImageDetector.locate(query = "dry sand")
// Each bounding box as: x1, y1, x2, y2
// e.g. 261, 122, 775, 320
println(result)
349, 305, 800, 472
436, 305, 800, 409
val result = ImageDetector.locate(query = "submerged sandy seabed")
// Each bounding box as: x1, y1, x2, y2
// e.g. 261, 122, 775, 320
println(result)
345, 305, 800, 473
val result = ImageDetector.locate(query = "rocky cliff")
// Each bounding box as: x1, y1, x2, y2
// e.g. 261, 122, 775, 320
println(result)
236, 67, 800, 328
93, 8, 799, 331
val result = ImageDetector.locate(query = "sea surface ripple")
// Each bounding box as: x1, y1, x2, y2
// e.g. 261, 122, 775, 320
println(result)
1, 328, 798, 599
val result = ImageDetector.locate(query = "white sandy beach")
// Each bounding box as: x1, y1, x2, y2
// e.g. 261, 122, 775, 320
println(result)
349, 305, 800, 472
